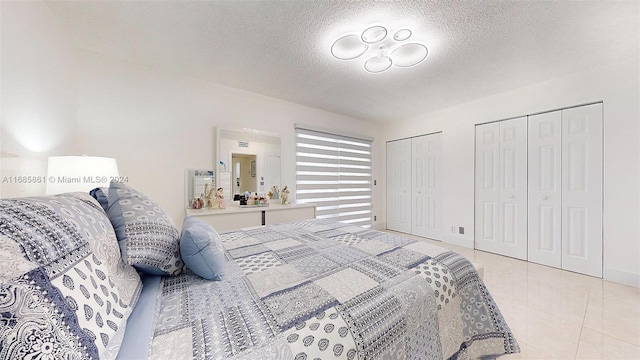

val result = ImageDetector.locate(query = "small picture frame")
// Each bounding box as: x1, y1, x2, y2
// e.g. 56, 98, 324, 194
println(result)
250, 160, 256, 177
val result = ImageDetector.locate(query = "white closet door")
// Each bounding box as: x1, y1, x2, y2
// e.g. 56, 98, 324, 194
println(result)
411, 133, 442, 239
424, 132, 442, 240
412, 135, 429, 237
498, 117, 528, 260
386, 141, 400, 231
561, 104, 603, 277
475, 118, 527, 260
386, 139, 412, 233
475, 122, 501, 253
528, 111, 562, 268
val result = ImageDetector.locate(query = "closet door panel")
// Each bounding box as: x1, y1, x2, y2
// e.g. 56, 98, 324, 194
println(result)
411, 133, 442, 239
424, 132, 442, 240
498, 117, 528, 260
398, 140, 412, 233
386, 141, 400, 231
475, 122, 501, 253
386, 139, 412, 233
528, 111, 562, 268
561, 104, 602, 277
412, 135, 428, 237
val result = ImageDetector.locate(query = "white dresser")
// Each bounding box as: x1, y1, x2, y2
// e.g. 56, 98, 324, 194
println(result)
186, 203, 316, 232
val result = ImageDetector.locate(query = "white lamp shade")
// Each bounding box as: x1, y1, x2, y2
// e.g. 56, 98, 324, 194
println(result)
46, 156, 119, 195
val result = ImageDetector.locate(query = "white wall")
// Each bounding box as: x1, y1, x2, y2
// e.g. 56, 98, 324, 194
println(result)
384, 57, 640, 287
76, 51, 385, 229
0, 1, 386, 230
0, 1, 78, 198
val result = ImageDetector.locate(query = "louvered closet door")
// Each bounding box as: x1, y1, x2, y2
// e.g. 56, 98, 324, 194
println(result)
475, 118, 528, 260
561, 104, 603, 277
528, 111, 562, 268
386, 139, 412, 233
411, 133, 442, 239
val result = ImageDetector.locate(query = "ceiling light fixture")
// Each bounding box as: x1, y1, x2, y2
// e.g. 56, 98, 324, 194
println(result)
331, 25, 428, 74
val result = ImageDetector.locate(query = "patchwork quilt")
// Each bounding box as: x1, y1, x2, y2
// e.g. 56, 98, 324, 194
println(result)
0, 193, 142, 360
148, 219, 519, 359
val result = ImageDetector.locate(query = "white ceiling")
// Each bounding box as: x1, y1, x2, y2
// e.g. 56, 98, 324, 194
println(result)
45, 1, 639, 123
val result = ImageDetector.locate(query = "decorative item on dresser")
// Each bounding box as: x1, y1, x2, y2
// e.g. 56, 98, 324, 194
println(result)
215, 187, 226, 209
204, 183, 216, 208
269, 185, 280, 199
186, 169, 215, 209
281, 185, 289, 204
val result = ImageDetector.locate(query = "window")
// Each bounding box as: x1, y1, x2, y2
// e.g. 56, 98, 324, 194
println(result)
295, 126, 373, 228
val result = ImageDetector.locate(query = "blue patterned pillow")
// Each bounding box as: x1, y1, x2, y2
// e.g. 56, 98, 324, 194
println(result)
180, 216, 225, 280
104, 182, 183, 276
0, 193, 142, 359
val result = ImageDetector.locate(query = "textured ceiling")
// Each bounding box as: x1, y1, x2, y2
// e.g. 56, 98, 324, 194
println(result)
45, 1, 639, 123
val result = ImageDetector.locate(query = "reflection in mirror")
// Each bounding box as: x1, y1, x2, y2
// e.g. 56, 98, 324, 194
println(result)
185, 169, 215, 209
232, 153, 257, 194
217, 128, 280, 201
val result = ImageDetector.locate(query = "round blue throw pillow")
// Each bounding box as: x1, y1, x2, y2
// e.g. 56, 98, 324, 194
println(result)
180, 216, 225, 280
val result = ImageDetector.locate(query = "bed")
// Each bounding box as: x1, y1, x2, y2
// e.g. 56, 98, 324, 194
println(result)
0, 184, 519, 360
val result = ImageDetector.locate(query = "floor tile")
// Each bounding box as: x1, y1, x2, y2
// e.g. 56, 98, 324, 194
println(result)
383, 230, 640, 359
575, 327, 640, 359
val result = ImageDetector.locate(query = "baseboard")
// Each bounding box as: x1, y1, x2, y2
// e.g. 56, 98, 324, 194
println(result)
372, 221, 386, 231
604, 267, 640, 288
442, 234, 474, 249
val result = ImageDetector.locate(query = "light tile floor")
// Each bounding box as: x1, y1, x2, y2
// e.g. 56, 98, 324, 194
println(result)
386, 231, 640, 359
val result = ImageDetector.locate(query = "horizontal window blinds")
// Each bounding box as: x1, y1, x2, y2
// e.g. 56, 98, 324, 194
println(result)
295, 128, 372, 228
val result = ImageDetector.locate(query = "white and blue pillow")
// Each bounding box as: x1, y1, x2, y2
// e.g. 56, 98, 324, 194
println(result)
94, 182, 183, 276
180, 216, 225, 280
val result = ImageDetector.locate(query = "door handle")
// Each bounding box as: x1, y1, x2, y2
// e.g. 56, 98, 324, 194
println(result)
542, 196, 549, 200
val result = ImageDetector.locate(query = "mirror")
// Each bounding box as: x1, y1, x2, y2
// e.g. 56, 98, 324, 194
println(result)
217, 128, 280, 202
